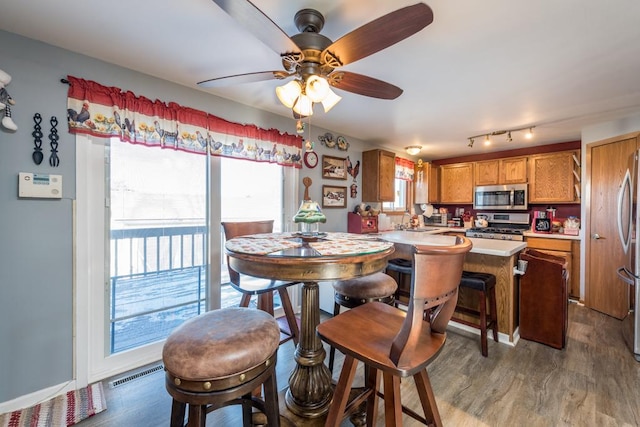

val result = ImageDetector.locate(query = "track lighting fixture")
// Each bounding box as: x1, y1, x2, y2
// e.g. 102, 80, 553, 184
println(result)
467, 126, 536, 148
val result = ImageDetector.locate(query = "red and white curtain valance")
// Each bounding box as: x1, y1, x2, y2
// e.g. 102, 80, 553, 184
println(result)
66, 76, 302, 168
395, 157, 415, 181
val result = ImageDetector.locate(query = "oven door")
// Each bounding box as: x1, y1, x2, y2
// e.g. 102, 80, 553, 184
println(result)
474, 184, 528, 210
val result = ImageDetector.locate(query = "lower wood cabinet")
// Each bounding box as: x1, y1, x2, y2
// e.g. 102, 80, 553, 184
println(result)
525, 236, 580, 299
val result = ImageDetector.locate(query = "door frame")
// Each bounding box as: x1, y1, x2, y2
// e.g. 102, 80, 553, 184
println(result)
74, 135, 220, 386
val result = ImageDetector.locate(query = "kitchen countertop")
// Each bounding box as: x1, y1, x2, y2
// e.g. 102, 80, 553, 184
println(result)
382, 225, 582, 241
380, 230, 526, 257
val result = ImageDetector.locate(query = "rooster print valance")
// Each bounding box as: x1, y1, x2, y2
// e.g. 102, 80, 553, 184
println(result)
395, 157, 415, 181
66, 76, 302, 168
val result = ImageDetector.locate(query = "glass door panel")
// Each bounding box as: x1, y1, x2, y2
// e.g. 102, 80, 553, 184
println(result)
108, 141, 208, 354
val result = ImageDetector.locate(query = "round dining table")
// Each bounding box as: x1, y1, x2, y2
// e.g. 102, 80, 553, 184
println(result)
225, 231, 395, 419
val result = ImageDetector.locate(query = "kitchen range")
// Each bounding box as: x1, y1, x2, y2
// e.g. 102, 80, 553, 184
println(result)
465, 212, 530, 241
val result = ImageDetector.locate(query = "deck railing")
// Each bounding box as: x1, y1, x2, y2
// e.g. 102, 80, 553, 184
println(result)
109, 225, 208, 353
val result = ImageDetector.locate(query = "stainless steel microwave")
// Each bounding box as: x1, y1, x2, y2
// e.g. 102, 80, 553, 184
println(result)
473, 183, 528, 210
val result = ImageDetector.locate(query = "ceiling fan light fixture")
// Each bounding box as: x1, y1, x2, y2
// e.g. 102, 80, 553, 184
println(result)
405, 145, 422, 156
321, 88, 342, 112
276, 80, 302, 108
292, 93, 314, 117
305, 75, 330, 103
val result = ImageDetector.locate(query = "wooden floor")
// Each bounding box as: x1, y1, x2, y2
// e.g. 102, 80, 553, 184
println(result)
78, 303, 640, 426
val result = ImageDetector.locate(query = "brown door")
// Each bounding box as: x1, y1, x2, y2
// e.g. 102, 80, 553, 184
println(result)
587, 137, 636, 319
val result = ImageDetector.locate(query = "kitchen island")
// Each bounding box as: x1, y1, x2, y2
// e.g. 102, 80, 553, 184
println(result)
380, 230, 526, 343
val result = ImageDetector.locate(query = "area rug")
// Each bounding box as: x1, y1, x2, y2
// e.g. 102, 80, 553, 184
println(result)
0, 382, 106, 427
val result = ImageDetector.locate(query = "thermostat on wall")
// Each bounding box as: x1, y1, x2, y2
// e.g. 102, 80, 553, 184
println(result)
18, 172, 62, 199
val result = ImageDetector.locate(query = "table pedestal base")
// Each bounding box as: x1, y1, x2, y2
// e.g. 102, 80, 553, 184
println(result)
285, 281, 333, 418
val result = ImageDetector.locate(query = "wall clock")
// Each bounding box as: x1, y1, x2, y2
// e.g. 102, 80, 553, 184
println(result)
304, 151, 318, 169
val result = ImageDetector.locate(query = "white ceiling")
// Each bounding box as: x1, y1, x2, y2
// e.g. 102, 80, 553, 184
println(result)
2, 0, 640, 159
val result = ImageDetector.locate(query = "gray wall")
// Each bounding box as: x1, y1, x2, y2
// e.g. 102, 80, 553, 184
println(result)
0, 30, 385, 403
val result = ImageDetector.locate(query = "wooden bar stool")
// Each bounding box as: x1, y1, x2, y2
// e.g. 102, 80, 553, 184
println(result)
163, 307, 281, 427
318, 237, 472, 426
386, 258, 413, 303
328, 272, 398, 374
451, 271, 498, 357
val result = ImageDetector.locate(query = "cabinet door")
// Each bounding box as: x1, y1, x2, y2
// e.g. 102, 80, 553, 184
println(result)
500, 156, 528, 184
429, 163, 440, 203
474, 160, 500, 186
440, 162, 474, 203
378, 150, 396, 201
526, 237, 579, 299
362, 149, 396, 202
414, 161, 439, 203
529, 151, 577, 203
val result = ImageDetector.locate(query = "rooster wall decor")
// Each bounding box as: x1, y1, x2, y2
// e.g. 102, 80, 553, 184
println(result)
346, 156, 360, 181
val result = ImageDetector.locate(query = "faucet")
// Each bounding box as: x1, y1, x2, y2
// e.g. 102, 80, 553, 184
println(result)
395, 211, 412, 230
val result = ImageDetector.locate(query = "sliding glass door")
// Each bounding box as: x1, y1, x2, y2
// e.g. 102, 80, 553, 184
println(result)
108, 141, 208, 353
76, 135, 298, 384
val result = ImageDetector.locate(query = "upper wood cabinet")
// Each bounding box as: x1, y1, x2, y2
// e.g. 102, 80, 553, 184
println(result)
474, 160, 500, 186
474, 157, 528, 186
440, 162, 474, 203
528, 151, 578, 203
362, 149, 396, 202
500, 156, 528, 184
414, 161, 440, 203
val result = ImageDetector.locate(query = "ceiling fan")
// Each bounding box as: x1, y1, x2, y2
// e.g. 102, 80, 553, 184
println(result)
198, 1, 434, 115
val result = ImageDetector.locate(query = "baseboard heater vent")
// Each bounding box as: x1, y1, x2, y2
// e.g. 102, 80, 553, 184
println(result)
108, 363, 164, 388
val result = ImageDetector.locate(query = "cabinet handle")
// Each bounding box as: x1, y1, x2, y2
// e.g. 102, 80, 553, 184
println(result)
592, 233, 604, 240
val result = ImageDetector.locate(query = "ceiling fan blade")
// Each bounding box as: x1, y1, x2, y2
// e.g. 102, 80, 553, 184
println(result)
322, 3, 433, 67
197, 71, 289, 88
212, 0, 301, 57
330, 71, 403, 100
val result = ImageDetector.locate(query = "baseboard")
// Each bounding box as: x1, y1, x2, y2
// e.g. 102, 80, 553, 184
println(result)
0, 380, 77, 414
448, 320, 516, 347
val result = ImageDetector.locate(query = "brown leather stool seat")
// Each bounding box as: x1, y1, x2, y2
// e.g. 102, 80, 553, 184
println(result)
328, 272, 398, 373
452, 271, 498, 357
163, 307, 281, 427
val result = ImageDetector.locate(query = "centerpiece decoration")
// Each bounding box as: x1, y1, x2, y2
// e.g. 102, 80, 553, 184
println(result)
294, 177, 326, 240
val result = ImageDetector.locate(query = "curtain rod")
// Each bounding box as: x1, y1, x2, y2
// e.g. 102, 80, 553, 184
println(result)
60, 78, 70, 85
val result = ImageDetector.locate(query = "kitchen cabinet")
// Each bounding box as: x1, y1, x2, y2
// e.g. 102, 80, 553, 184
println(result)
414, 160, 439, 203
474, 157, 528, 186
440, 162, 474, 203
528, 151, 579, 203
474, 160, 500, 186
362, 149, 395, 202
500, 156, 528, 184
525, 236, 580, 299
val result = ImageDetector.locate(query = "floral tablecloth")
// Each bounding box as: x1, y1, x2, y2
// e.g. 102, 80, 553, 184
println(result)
225, 232, 393, 256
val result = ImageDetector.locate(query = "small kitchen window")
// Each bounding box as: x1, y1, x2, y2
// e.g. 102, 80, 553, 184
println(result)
383, 157, 414, 212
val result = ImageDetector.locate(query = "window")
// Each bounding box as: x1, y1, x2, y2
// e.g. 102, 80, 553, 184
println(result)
383, 157, 414, 212
383, 178, 410, 212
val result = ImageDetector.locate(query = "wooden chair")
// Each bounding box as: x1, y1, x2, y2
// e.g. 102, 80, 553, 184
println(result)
317, 236, 472, 426
221, 220, 300, 346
